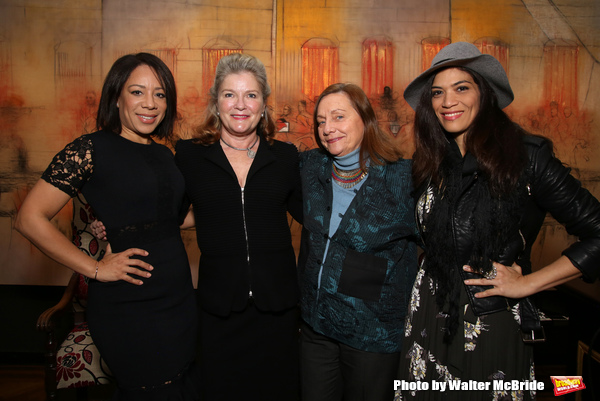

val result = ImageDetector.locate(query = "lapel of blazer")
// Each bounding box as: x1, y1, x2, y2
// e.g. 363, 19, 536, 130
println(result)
247, 136, 277, 183
303, 152, 333, 234
204, 140, 236, 181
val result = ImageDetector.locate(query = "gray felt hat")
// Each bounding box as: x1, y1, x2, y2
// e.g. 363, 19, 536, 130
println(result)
403, 42, 514, 110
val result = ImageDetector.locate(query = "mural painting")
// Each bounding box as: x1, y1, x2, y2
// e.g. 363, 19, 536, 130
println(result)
0, 0, 598, 298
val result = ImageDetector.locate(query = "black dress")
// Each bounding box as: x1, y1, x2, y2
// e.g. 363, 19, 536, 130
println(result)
42, 131, 200, 400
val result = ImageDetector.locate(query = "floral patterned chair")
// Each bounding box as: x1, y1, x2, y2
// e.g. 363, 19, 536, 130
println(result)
36, 193, 112, 400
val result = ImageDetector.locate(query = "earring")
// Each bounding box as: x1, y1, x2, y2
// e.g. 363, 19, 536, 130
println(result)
217, 111, 220, 116
116, 103, 119, 108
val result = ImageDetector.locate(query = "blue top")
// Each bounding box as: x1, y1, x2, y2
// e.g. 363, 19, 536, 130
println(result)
329, 148, 366, 235
299, 148, 418, 353
318, 148, 367, 289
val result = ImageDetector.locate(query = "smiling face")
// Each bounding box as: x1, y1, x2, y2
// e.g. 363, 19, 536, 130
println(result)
117, 65, 166, 143
316, 92, 365, 157
431, 68, 480, 145
217, 71, 265, 139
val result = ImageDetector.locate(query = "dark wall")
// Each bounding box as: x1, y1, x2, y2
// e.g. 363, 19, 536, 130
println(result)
533, 286, 600, 400
0, 285, 69, 363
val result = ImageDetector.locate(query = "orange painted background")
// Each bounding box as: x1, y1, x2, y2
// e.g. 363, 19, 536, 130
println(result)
1, 0, 599, 300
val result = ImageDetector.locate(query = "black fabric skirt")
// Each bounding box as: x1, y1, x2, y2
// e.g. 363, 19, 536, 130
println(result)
198, 302, 300, 401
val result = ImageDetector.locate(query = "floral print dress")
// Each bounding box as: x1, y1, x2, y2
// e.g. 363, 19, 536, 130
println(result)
395, 183, 536, 401
395, 265, 535, 401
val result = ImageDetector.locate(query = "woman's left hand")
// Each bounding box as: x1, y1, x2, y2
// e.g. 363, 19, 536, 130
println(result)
465, 256, 582, 300
463, 262, 530, 299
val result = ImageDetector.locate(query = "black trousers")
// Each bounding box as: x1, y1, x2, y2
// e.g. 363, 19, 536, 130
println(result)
300, 321, 400, 401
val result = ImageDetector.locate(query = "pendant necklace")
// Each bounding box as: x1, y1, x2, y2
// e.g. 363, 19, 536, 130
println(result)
220, 135, 259, 159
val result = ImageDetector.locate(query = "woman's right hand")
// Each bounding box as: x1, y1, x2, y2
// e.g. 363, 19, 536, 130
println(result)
96, 244, 153, 285
91, 219, 107, 241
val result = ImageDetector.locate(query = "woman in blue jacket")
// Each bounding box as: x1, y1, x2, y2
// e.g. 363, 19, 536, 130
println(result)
298, 83, 418, 401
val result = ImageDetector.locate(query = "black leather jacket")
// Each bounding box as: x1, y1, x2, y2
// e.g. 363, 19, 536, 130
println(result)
417, 135, 600, 316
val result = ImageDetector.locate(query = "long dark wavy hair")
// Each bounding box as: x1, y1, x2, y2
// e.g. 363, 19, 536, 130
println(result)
193, 53, 276, 145
413, 66, 534, 342
313, 83, 403, 170
412, 67, 527, 195
96, 53, 177, 141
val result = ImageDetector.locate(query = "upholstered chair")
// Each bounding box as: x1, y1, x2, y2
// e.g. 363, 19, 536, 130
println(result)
36, 193, 112, 400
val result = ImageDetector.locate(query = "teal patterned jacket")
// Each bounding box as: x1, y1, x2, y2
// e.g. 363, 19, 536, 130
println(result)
298, 149, 418, 353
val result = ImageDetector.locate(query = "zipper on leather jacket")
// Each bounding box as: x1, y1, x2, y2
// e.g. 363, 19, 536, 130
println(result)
241, 187, 253, 300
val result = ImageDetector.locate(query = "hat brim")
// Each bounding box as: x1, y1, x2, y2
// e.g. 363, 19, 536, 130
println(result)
404, 54, 514, 110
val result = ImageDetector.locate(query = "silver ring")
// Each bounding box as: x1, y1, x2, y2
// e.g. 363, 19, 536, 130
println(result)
485, 266, 497, 280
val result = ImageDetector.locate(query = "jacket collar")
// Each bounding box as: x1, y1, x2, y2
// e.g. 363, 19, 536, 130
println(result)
204, 135, 277, 182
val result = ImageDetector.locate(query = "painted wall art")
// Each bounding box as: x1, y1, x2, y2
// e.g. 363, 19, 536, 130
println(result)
0, 0, 598, 300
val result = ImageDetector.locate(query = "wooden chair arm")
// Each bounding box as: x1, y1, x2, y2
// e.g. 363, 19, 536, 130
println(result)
36, 273, 79, 332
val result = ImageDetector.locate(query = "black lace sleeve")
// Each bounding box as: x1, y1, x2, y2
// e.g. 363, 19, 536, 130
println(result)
40, 135, 94, 197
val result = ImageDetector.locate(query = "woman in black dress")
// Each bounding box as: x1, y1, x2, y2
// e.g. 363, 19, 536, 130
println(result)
395, 42, 600, 400
16, 53, 200, 400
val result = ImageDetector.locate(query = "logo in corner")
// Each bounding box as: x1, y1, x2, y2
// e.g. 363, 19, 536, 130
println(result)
550, 376, 586, 396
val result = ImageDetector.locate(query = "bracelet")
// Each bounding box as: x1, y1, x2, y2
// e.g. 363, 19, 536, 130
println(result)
94, 261, 99, 280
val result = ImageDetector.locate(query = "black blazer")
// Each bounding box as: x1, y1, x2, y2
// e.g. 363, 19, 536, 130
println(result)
175, 137, 303, 316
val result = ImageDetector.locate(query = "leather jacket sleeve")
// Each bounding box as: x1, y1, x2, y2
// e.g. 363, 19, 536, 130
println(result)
528, 137, 600, 282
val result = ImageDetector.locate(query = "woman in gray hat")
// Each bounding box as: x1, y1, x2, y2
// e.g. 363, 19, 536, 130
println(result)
396, 42, 600, 400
